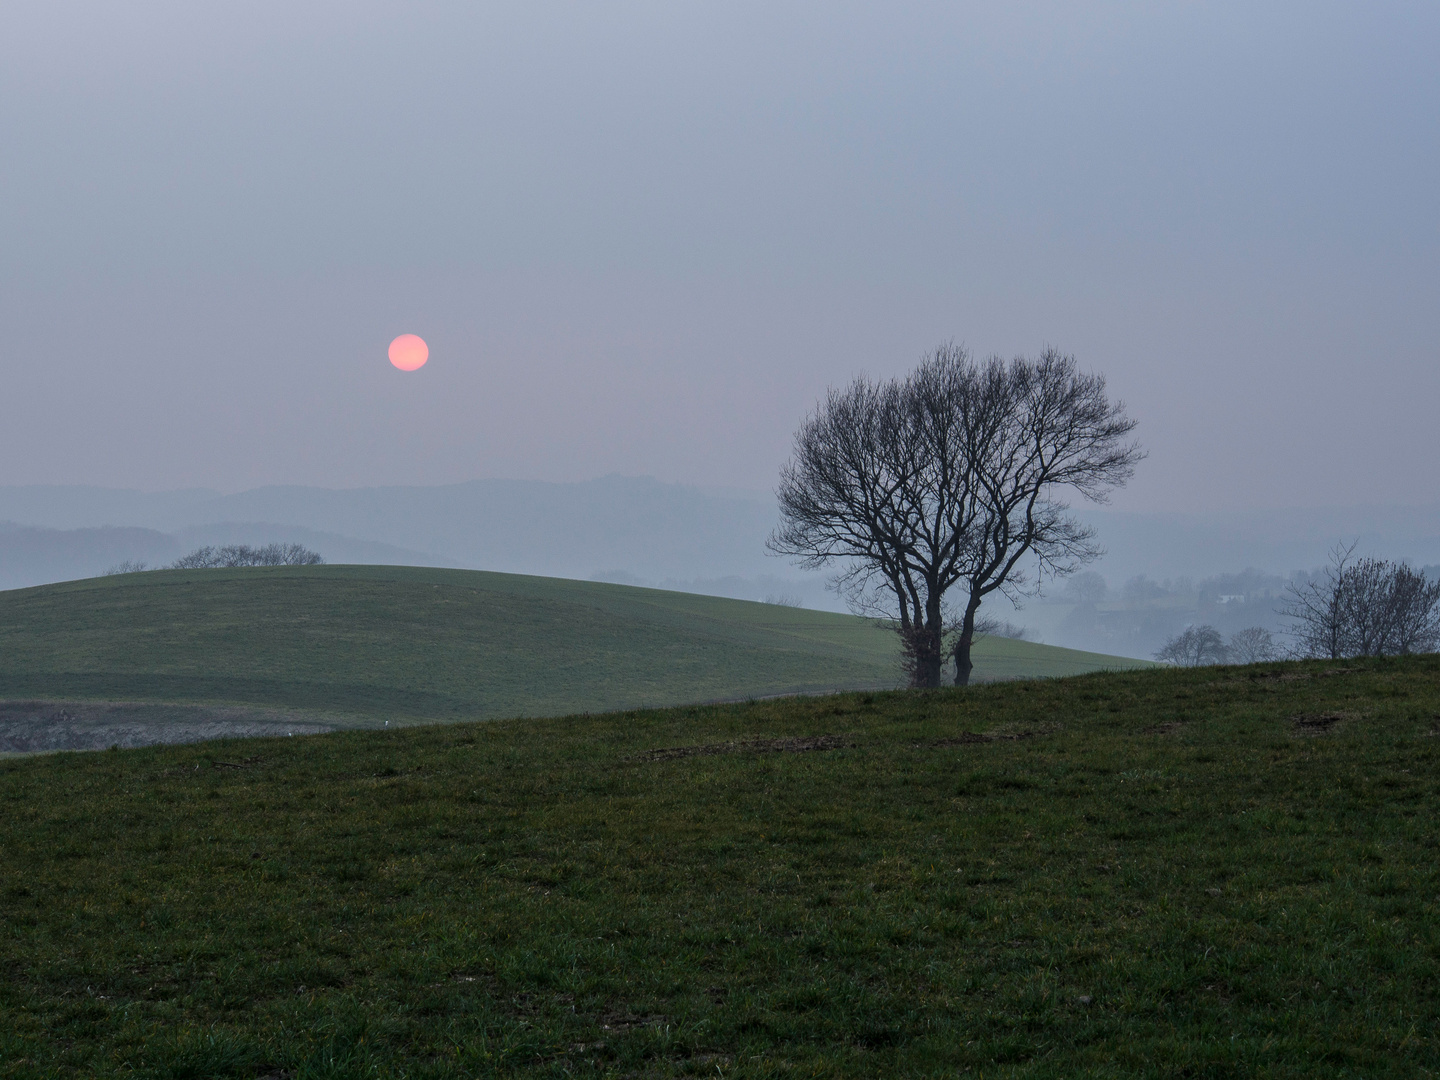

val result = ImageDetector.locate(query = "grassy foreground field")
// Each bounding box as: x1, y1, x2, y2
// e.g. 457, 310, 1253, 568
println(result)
2, 658, 1438, 1077
0, 566, 1142, 735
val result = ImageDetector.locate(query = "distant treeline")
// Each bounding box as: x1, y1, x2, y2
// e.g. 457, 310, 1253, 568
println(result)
173, 544, 324, 568
107, 544, 323, 575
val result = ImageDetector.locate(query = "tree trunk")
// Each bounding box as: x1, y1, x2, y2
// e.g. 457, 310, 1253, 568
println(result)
953, 595, 981, 686
906, 621, 945, 688
913, 591, 946, 688
915, 641, 944, 687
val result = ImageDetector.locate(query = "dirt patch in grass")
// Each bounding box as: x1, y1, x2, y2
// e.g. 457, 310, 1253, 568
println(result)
1214, 668, 1360, 688
921, 724, 1056, 748
637, 734, 851, 761
923, 731, 992, 746
0, 700, 336, 754
1290, 711, 1355, 736
1142, 720, 1187, 735
598, 1010, 669, 1033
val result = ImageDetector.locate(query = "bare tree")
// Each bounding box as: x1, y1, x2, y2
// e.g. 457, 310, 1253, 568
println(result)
1387, 564, 1440, 654
171, 546, 219, 570
770, 344, 1142, 687
1282, 543, 1440, 658
1155, 625, 1229, 666
1227, 626, 1277, 664
1062, 570, 1108, 603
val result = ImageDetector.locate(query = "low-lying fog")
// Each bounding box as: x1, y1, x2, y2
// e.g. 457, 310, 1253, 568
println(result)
5, 479, 1438, 661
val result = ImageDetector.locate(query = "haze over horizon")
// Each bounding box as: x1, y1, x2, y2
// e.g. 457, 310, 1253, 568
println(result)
3, 2, 1436, 514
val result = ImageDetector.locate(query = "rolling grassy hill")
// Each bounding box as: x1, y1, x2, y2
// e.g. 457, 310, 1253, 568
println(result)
0, 658, 1436, 1076
0, 565, 1146, 732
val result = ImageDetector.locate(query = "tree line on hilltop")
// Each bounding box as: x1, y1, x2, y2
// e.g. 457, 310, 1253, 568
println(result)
106, 544, 323, 575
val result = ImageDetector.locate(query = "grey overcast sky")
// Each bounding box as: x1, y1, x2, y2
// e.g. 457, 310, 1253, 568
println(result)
1, 1, 1436, 512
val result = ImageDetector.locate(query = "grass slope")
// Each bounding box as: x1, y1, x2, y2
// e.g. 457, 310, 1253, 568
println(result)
1, 658, 1437, 1077
0, 566, 1143, 725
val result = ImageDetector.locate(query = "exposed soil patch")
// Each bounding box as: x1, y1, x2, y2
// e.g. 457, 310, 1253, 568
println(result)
1290, 712, 1355, 736
1238, 667, 1359, 685
920, 723, 1057, 748
924, 731, 991, 746
637, 734, 851, 762
598, 1010, 669, 1033
0, 700, 336, 754
1142, 720, 1186, 735
1213, 668, 1361, 689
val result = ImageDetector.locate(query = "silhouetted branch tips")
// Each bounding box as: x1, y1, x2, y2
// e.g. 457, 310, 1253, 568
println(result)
103, 560, 149, 575
771, 342, 1142, 687
171, 544, 324, 569
762, 593, 804, 608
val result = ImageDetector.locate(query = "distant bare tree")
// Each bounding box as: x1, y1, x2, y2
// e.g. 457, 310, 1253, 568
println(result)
1281, 543, 1440, 658
1387, 564, 1440, 655
171, 546, 218, 570
171, 544, 324, 569
1227, 626, 1277, 664
1155, 625, 1229, 666
1062, 571, 1108, 604
1122, 575, 1167, 602
771, 344, 1142, 687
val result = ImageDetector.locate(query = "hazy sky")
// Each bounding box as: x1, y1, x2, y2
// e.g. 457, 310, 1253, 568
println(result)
2, 1, 1436, 512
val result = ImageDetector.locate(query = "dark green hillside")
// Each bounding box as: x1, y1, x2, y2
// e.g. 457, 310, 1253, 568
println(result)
0, 565, 1143, 725
1, 659, 1437, 1077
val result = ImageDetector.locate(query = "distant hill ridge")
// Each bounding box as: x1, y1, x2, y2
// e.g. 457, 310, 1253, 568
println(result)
0, 476, 784, 591
5, 479, 1440, 623
0, 521, 433, 591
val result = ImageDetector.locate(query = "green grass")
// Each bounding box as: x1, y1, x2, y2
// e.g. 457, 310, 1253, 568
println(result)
0, 565, 1144, 724
2, 657, 1438, 1076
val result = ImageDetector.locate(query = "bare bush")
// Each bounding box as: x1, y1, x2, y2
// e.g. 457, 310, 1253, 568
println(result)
973, 615, 1030, 641
1227, 626, 1277, 664
1281, 543, 1440, 658
762, 594, 804, 608
103, 560, 148, 575
1155, 625, 1229, 666
171, 544, 324, 569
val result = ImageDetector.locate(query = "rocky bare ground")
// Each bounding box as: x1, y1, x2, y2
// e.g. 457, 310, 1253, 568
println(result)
0, 701, 337, 754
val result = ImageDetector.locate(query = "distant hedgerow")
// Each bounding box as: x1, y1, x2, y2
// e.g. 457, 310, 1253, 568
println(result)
171, 543, 324, 569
